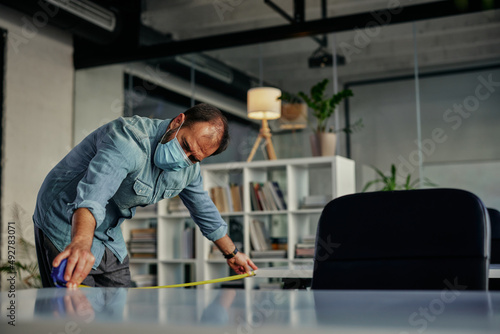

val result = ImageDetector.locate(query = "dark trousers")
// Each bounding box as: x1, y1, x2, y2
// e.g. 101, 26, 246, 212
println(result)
34, 225, 131, 287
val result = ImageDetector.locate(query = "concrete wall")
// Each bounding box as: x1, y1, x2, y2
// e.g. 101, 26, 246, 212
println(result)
0, 5, 73, 273
74, 65, 125, 146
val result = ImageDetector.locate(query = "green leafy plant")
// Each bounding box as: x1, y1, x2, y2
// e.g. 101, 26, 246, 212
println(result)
0, 203, 42, 289
297, 79, 356, 133
362, 164, 437, 192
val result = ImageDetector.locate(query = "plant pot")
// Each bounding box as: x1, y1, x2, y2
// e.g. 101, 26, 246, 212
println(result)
279, 103, 307, 130
310, 132, 337, 156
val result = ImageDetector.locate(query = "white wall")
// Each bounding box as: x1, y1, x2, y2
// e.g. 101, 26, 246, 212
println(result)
0, 5, 74, 269
74, 65, 125, 145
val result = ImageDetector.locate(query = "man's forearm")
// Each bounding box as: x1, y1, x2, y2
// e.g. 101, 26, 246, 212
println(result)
71, 208, 96, 248
213, 234, 237, 255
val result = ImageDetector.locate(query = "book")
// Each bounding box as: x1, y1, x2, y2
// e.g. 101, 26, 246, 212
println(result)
230, 184, 243, 212
250, 219, 272, 251
251, 182, 264, 211
262, 182, 278, 211
271, 181, 287, 210
249, 219, 265, 251
224, 185, 233, 213
210, 184, 243, 213
249, 182, 260, 211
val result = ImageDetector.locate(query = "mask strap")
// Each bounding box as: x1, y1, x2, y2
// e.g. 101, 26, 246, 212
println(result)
174, 120, 184, 138
161, 120, 184, 143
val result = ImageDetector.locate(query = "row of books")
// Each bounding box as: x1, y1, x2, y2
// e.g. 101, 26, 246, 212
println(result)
128, 228, 157, 258
209, 184, 243, 213
250, 219, 286, 258
250, 181, 287, 211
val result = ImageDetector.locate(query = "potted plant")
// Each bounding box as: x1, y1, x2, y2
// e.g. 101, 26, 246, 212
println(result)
297, 79, 356, 156
362, 164, 437, 192
278, 92, 307, 130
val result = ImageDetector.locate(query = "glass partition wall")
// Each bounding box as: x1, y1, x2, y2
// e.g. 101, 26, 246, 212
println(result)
75, 7, 500, 208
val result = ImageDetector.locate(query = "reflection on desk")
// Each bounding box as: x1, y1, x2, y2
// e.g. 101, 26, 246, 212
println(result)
1, 287, 500, 334
254, 264, 500, 278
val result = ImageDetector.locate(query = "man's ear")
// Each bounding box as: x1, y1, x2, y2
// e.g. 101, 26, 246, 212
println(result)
175, 113, 186, 126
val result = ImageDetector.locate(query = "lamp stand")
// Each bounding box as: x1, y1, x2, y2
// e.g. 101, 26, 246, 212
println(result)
247, 119, 277, 162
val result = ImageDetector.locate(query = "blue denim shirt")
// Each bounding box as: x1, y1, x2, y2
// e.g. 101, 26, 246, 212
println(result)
33, 116, 227, 268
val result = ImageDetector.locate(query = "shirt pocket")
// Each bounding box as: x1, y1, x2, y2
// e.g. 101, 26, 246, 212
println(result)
113, 178, 153, 209
133, 179, 153, 198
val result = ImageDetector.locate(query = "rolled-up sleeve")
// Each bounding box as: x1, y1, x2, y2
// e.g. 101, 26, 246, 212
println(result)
179, 172, 227, 241
67, 127, 139, 228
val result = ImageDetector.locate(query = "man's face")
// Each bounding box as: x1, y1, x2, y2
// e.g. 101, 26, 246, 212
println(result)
164, 121, 220, 164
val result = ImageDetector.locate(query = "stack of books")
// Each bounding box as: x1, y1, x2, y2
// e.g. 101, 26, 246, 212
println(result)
249, 181, 287, 211
128, 228, 157, 258
295, 234, 316, 258
250, 219, 286, 259
209, 184, 243, 213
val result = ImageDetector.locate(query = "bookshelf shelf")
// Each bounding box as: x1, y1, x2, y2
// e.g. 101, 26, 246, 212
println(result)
122, 156, 355, 289
129, 258, 158, 264
159, 213, 190, 219
248, 210, 288, 215
291, 208, 324, 214
160, 259, 197, 264
251, 258, 292, 263
220, 212, 245, 217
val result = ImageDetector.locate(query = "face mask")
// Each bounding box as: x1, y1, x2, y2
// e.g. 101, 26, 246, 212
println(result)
154, 122, 194, 171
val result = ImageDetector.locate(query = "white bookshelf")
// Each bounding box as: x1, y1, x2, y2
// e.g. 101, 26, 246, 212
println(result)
122, 156, 355, 290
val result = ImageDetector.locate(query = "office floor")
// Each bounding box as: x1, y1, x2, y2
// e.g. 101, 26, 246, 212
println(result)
2, 286, 500, 334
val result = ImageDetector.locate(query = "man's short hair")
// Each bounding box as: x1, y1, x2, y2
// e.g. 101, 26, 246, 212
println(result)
183, 103, 229, 156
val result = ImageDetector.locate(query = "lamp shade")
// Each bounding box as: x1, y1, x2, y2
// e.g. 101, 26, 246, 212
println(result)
247, 87, 282, 120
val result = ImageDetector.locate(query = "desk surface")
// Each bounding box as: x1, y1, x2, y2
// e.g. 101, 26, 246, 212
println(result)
2, 287, 500, 334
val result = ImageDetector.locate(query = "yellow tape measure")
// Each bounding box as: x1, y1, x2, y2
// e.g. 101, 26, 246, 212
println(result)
78, 271, 256, 289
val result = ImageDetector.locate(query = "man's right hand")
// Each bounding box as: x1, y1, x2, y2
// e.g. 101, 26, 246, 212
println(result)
53, 238, 95, 288
53, 208, 97, 288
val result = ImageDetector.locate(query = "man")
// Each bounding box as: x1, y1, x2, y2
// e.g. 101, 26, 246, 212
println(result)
34, 103, 257, 288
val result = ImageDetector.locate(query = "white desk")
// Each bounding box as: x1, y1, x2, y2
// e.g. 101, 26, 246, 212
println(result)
2, 287, 500, 334
255, 264, 500, 279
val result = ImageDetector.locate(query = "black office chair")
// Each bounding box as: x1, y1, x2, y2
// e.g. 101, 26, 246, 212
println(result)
489, 208, 500, 264
488, 207, 500, 290
311, 188, 490, 290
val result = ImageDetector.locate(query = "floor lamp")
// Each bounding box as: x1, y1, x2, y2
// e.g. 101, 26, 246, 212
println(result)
246, 87, 282, 162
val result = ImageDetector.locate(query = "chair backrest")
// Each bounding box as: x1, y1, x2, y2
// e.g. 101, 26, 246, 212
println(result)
312, 188, 490, 290
488, 208, 500, 264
